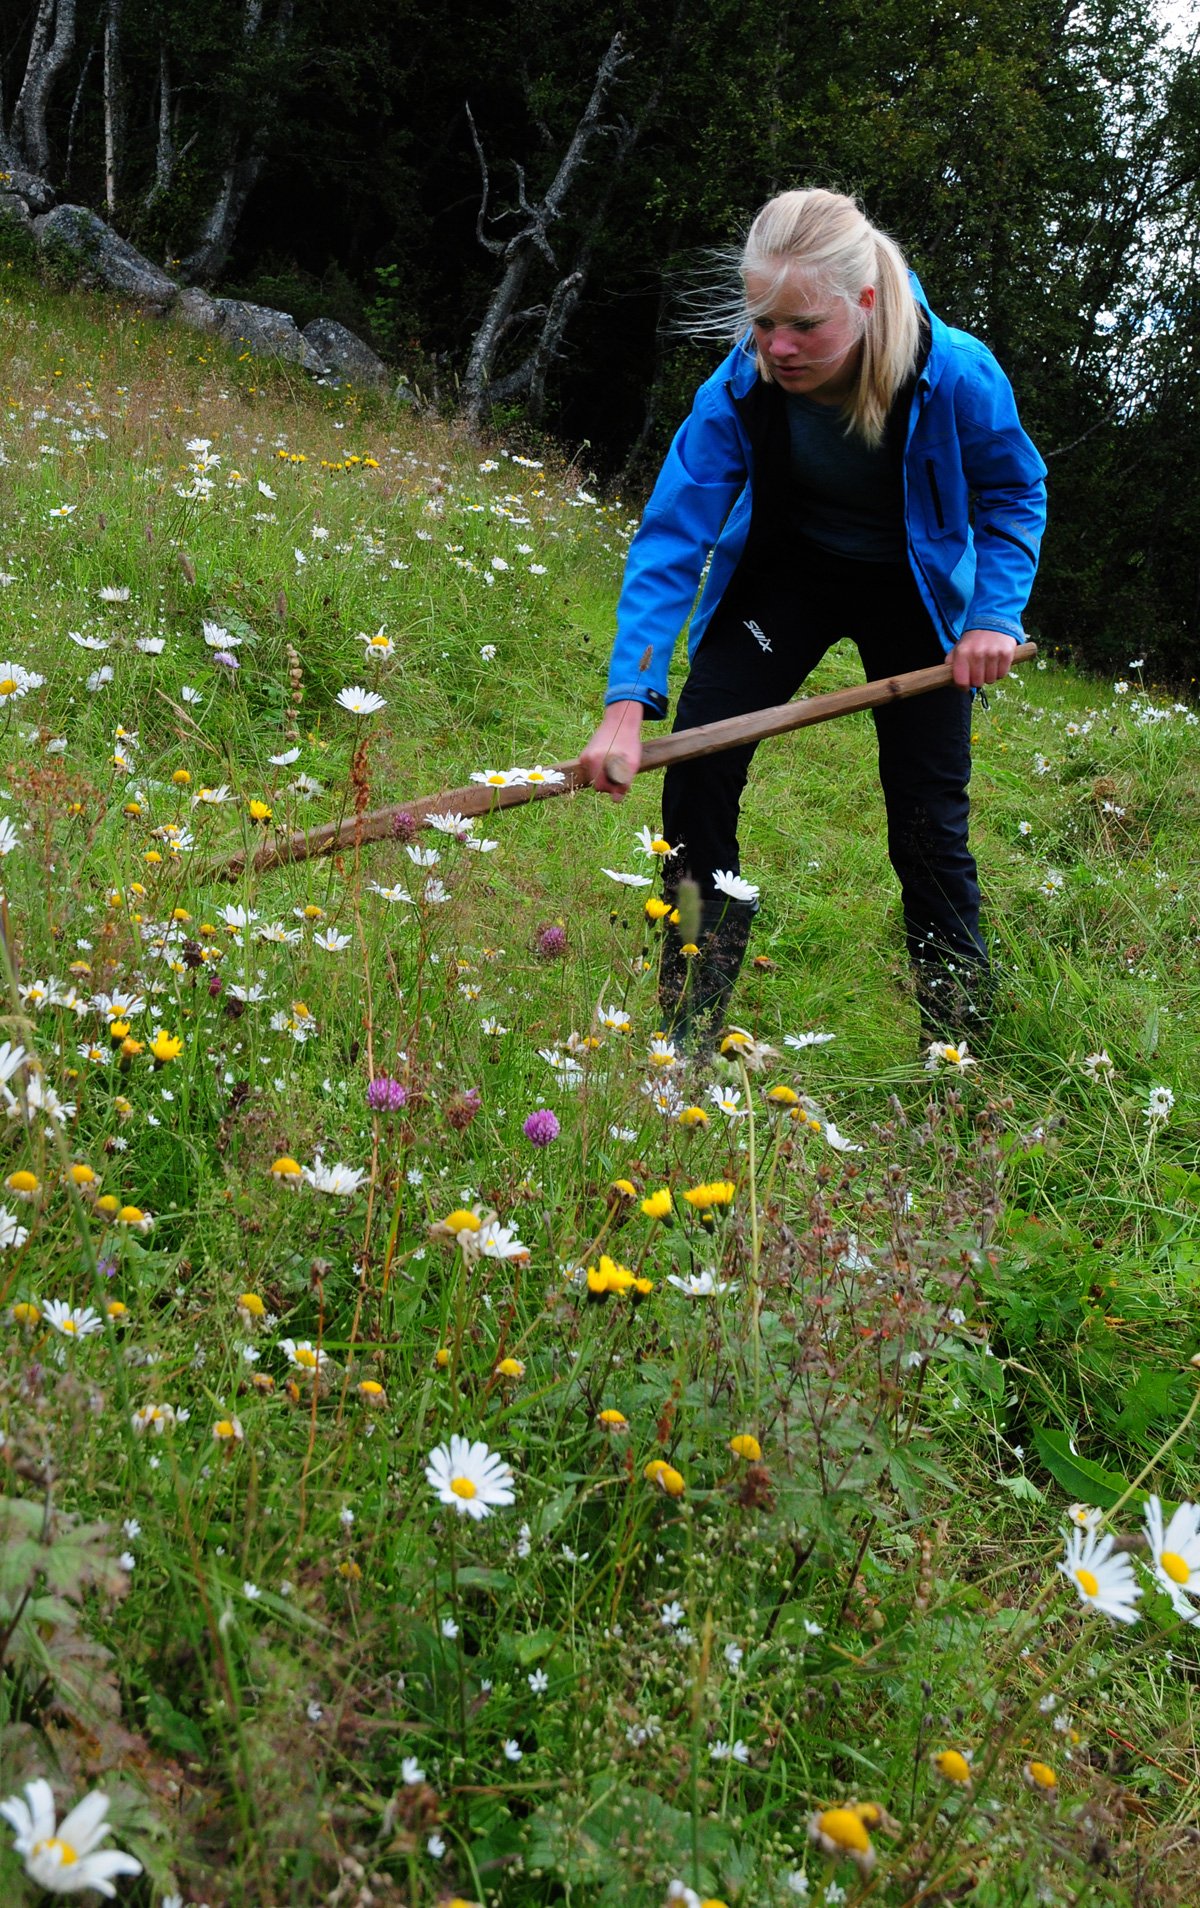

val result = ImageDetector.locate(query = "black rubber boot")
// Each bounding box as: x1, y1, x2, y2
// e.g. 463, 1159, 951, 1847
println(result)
912, 956, 994, 1052
660, 896, 756, 1056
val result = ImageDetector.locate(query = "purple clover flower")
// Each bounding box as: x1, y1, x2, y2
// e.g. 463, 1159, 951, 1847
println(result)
212, 650, 239, 670
523, 1107, 560, 1147
535, 923, 567, 960
366, 1075, 408, 1113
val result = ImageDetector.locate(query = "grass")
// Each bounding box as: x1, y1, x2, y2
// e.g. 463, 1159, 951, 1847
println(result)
0, 264, 1197, 1908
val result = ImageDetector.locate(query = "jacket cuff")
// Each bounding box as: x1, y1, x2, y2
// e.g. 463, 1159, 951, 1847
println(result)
605, 686, 668, 719
958, 618, 1023, 643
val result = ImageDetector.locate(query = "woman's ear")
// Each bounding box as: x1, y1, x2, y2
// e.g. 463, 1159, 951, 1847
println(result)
858, 286, 877, 312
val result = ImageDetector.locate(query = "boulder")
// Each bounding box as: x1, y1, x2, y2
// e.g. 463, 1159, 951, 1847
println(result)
210, 298, 327, 372
0, 191, 33, 232
301, 317, 389, 390
173, 286, 222, 334
31, 204, 178, 312
6, 171, 55, 216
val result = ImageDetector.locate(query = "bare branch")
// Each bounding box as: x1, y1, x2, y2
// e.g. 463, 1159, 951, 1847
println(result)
465, 101, 504, 257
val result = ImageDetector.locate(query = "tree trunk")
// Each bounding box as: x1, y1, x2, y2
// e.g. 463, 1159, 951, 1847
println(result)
103, 0, 122, 214
9, 0, 77, 180
177, 0, 291, 285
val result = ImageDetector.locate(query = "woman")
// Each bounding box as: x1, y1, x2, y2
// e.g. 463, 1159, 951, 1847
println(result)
579, 188, 1046, 1049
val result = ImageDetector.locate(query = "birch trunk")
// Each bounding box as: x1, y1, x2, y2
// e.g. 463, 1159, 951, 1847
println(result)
103, 0, 122, 214
9, 0, 77, 180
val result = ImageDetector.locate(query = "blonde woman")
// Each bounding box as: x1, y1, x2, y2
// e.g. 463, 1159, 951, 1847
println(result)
580, 187, 1046, 1048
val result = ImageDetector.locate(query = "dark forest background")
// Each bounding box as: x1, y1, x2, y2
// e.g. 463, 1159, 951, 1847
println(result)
2, 0, 1199, 676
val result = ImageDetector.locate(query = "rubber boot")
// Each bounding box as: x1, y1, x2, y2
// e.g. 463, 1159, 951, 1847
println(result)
660, 897, 755, 1056
913, 956, 994, 1054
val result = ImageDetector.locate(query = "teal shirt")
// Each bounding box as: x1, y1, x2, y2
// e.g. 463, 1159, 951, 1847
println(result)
785, 391, 906, 563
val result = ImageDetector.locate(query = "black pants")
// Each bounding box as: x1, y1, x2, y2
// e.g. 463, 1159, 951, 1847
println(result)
661, 543, 987, 977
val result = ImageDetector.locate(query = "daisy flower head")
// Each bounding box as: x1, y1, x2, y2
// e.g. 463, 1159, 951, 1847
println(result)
634, 825, 677, 857
303, 1155, 368, 1196
281, 1338, 327, 1374
601, 867, 652, 888
784, 1030, 836, 1050
43, 1299, 102, 1338
1145, 1085, 1174, 1125
1081, 1050, 1114, 1079
807, 1806, 875, 1876
335, 685, 387, 717
1143, 1496, 1200, 1622
1058, 1522, 1141, 1623
925, 1040, 976, 1073
0, 1777, 143, 1897
711, 868, 759, 903
426, 1433, 516, 1520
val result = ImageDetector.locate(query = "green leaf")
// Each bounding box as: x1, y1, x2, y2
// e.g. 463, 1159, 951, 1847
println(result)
1031, 1428, 1140, 1510
999, 1473, 1046, 1502
144, 1690, 208, 1761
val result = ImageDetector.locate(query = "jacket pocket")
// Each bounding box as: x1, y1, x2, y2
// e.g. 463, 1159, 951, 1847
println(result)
925, 460, 945, 531
982, 522, 1037, 564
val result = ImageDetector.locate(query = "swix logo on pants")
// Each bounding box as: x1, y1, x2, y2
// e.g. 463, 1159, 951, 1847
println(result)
744, 618, 772, 655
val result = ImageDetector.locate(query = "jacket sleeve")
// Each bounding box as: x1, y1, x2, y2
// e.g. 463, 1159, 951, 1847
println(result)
605, 369, 748, 716
954, 344, 1047, 642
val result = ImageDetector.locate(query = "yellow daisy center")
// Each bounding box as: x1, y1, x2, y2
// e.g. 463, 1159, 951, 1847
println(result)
32, 1837, 77, 1866
450, 1476, 477, 1499
293, 1346, 318, 1368
1074, 1566, 1100, 1597
0, 678, 18, 696
816, 1808, 870, 1853
1160, 1550, 1190, 1584
1027, 1760, 1057, 1789
60, 1318, 77, 1333
944, 1046, 962, 1064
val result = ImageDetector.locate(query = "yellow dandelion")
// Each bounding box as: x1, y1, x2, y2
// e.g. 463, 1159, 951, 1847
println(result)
932, 1749, 972, 1784
644, 896, 672, 921
357, 1379, 387, 1405
597, 1408, 628, 1429
149, 1029, 183, 1065
729, 1433, 762, 1461
640, 1187, 672, 1221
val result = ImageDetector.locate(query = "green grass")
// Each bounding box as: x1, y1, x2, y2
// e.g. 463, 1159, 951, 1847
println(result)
0, 270, 1197, 1908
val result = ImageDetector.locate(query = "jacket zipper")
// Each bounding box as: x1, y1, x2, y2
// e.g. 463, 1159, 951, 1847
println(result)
925, 460, 945, 530
982, 522, 1036, 563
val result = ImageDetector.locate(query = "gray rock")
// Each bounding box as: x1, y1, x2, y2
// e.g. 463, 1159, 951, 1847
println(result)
173, 286, 222, 334
31, 204, 178, 312
301, 317, 389, 390
6, 171, 54, 216
210, 298, 326, 372
0, 191, 33, 232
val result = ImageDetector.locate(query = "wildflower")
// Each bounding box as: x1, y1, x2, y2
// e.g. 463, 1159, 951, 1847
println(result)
645, 895, 672, 921
470, 767, 527, 788
708, 1084, 747, 1118
1082, 1050, 1114, 1078
535, 923, 567, 959
5, 1169, 40, 1202
634, 826, 676, 856
357, 1379, 387, 1405
270, 1155, 304, 1184
638, 1187, 671, 1225
764, 1083, 800, 1108
495, 1356, 525, 1380
729, 1433, 762, 1461
644, 1460, 685, 1497
925, 1040, 976, 1073
437, 1208, 483, 1239
719, 1026, 779, 1068
1058, 1524, 1141, 1623
474, 1218, 529, 1262
808, 1807, 875, 1875
523, 1108, 560, 1146
281, 1339, 327, 1374
523, 765, 566, 785
335, 686, 387, 716
597, 1408, 628, 1430
237, 1293, 266, 1330
425, 1434, 516, 1520
712, 868, 759, 902
1023, 1760, 1058, 1794
148, 1029, 183, 1065
931, 1749, 972, 1784
667, 1269, 737, 1298
303, 1155, 369, 1196
10, 1301, 39, 1329
784, 1029, 837, 1049
647, 1035, 680, 1069
503, 1739, 523, 1761
212, 1417, 244, 1443
366, 1075, 408, 1113
44, 1300, 102, 1339
684, 1180, 735, 1213
677, 1105, 709, 1127
602, 867, 652, 887
0, 1777, 143, 1897
1066, 1502, 1103, 1529
1143, 1496, 1200, 1622
1145, 1085, 1174, 1125
116, 1205, 153, 1233
709, 1739, 750, 1763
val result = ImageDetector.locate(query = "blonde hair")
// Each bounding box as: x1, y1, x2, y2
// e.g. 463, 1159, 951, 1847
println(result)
741, 189, 920, 447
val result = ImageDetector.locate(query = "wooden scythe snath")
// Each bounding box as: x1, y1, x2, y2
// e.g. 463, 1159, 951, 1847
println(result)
215, 644, 1037, 881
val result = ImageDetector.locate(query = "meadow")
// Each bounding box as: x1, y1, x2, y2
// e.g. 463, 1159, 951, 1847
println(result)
0, 255, 1197, 1908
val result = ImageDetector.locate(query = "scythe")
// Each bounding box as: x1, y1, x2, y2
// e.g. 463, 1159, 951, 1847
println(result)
214, 645, 1036, 881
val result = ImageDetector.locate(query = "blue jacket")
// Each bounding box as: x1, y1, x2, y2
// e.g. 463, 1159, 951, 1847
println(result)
605, 277, 1047, 717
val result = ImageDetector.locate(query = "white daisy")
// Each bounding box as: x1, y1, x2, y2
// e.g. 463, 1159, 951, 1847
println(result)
368, 882, 413, 903
470, 767, 528, 788
202, 622, 241, 647
1058, 1523, 1141, 1623
667, 1269, 737, 1297
634, 825, 677, 857
925, 1040, 977, 1073
43, 1299, 102, 1338
711, 868, 759, 902
303, 1155, 368, 1196
0, 1778, 143, 1898
425, 1434, 516, 1520
280, 1338, 328, 1374
312, 928, 352, 952
1143, 1496, 1200, 1623
335, 686, 387, 716
707, 1084, 747, 1118
602, 868, 652, 888
784, 1031, 836, 1049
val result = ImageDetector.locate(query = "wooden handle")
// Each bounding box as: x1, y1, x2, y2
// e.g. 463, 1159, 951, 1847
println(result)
213, 641, 1037, 879
603, 751, 633, 790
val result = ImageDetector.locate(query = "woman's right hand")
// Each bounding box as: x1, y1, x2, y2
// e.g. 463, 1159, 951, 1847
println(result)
577, 700, 645, 801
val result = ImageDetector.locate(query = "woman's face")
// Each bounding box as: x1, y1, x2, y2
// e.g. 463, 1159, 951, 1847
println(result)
744, 264, 875, 404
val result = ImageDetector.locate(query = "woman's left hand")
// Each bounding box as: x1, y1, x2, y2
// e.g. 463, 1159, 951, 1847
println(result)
950, 628, 1017, 688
